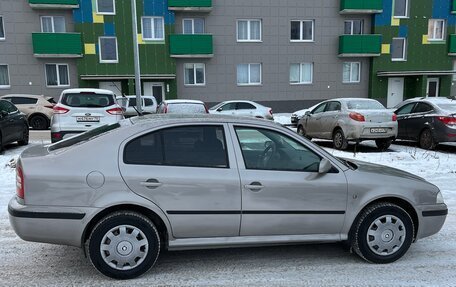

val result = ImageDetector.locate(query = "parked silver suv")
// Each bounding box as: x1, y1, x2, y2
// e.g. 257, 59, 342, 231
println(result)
50, 88, 124, 142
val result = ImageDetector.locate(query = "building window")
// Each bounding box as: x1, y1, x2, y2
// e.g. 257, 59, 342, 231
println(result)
342, 62, 360, 83
237, 63, 262, 85
0, 17, 5, 40
290, 20, 314, 42
45, 64, 69, 87
393, 0, 408, 18
96, 0, 115, 15
142, 17, 164, 40
0, 65, 10, 88
184, 63, 205, 86
344, 20, 363, 35
99, 37, 118, 63
183, 18, 205, 34
290, 63, 313, 84
428, 19, 445, 41
237, 19, 261, 42
41, 16, 66, 33
391, 38, 407, 61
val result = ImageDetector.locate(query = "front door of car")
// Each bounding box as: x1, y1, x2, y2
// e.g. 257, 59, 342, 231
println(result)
231, 125, 348, 236
395, 103, 416, 140
304, 103, 327, 137
216, 103, 236, 116
320, 101, 342, 140
0, 100, 21, 142
119, 124, 242, 238
407, 103, 435, 140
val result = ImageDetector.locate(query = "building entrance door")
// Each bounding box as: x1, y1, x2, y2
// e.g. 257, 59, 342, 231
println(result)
144, 82, 165, 104
387, 78, 404, 108
426, 78, 439, 97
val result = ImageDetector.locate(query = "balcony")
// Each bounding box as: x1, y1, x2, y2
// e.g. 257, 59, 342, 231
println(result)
452, 0, 456, 14
449, 35, 456, 56
168, 0, 212, 12
170, 34, 213, 58
339, 35, 382, 57
32, 33, 82, 58
28, 0, 79, 9
340, 0, 383, 14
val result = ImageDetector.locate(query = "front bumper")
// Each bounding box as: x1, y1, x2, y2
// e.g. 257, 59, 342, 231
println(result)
8, 197, 98, 247
415, 203, 448, 240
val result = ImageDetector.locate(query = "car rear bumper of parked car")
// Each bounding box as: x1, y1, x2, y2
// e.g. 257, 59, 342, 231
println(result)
415, 203, 448, 240
434, 124, 456, 144
344, 121, 397, 141
8, 197, 98, 247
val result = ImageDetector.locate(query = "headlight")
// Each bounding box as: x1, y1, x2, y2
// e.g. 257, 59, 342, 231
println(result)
436, 191, 445, 204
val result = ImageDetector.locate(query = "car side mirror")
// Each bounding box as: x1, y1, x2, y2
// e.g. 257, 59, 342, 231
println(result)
305, 111, 311, 116
0, 110, 7, 118
318, 158, 332, 174
216, 107, 223, 112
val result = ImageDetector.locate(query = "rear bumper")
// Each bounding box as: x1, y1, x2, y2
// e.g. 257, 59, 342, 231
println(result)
8, 197, 98, 247
344, 122, 398, 141
434, 125, 456, 143
415, 203, 448, 240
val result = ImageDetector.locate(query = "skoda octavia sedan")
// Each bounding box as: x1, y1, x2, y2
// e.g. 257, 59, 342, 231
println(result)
297, 98, 398, 150
9, 115, 447, 279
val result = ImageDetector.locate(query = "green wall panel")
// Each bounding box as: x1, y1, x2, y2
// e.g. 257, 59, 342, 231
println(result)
32, 33, 82, 55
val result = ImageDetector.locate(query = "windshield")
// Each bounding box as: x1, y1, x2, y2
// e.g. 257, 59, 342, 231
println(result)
347, 100, 385, 110
62, 93, 115, 108
209, 102, 224, 110
48, 123, 121, 151
168, 103, 207, 113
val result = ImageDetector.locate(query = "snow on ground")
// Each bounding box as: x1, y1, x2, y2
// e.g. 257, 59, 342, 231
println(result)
0, 130, 456, 286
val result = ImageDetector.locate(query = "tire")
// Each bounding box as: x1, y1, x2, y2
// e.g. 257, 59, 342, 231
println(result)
297, 125, 312, 140
87, 211, 161, 279
419, 128, 436, 150
351, 202, 414, 264
375, 139, 392, 151
28, 114, 48, 130
17, 125, 29, 146
333, 129, 348, 150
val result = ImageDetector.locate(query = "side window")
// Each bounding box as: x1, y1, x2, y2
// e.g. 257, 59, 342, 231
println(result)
13, 97, 38, 105
220, 103, 236, 111
0, 100, 17, 113
312, 103, 327, 114
325, 102, 341, 112
236, 102, 256, 110
124, 126, 228, 168
395, 103, 415, 115
235, 127, 321, 172
413, 103, 433, 113
144, 98, 154, 106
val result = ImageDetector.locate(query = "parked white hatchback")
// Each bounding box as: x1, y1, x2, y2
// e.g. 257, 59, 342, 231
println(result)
209, 100, 274, 120
51, 88, 124, 142
116, 95, 158, 118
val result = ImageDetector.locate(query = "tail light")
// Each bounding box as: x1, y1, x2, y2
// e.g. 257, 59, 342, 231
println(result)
51, 132, 63, 142
437, 116, 456, 126
163, 106, 168, 113
16, 165, 24, 199
392, 113, 397, 121
53, 105, 69, 114
349, 112, 365, 122
106, 107, 123, 115
269, 108, 273, 115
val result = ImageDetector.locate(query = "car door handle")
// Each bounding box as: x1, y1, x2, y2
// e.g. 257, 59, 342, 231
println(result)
244, 182, 264, 191
140, 179, 162, 189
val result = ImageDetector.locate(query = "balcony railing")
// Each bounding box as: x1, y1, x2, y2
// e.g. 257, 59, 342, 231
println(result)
168, 0, 212, 12
28, 0, 79, 9
340, 0, 383, 14
339, 34, 382, 57
449, 35, 456, 55
170, 34, 213, 58
32, 33, 82, 58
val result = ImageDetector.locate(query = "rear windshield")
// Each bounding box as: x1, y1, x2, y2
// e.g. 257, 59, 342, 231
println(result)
436, 103, 456, 111
62, 93, 114, 108
48, 123, 120, 151
347, 100, 385, 110
168, 103, 207, 113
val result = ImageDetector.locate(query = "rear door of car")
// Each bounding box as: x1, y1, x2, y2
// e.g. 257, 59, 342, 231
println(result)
230, 124, 348, 236
395, 103, 417, 139
407, 102, 435, 140
235, 102, 256, 117
119, 123, 242, 238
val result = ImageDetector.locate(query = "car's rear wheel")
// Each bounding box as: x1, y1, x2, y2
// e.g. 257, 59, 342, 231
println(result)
375, 139, 392, 151
87, 211, 160, 279
333, 129, 348, 150
419, 128, 436, 150
29, 114, 48, 130
17, 125, 29, 146
351, 202, 414, 264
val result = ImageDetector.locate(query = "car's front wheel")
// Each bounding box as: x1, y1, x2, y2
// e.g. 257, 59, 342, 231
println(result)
419, 128, 436, 150
351, 202, 414, 264
87, 211, 161, 279
297, 125, 312, 140
375, 139, 392, 151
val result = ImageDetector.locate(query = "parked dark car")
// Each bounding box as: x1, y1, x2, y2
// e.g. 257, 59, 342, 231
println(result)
0, 99, 29, 151
394, 97, 456, 149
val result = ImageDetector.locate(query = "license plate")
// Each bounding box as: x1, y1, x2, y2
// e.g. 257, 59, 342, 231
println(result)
370, 128, 387, 133
76, 116, 100, 122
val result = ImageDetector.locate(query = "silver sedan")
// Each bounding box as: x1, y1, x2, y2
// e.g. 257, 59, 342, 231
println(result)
9, 115, 446, 279
297, 98, 398, 150
209, 100, 274, 120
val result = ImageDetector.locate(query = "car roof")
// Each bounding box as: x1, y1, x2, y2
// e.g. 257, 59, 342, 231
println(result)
220, 100, 257, 104
164, 99, 205, 104
61, 88, 115, 95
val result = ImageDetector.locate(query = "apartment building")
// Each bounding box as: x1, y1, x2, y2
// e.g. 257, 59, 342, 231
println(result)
1, 0, 455, 111
0, 0, 79, 98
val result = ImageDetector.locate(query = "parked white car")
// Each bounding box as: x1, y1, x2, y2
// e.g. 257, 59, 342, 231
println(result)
209, 100, 274, 120
157, 99, 208, 114
116, 95, 157, 118
51, 88, 124, 142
